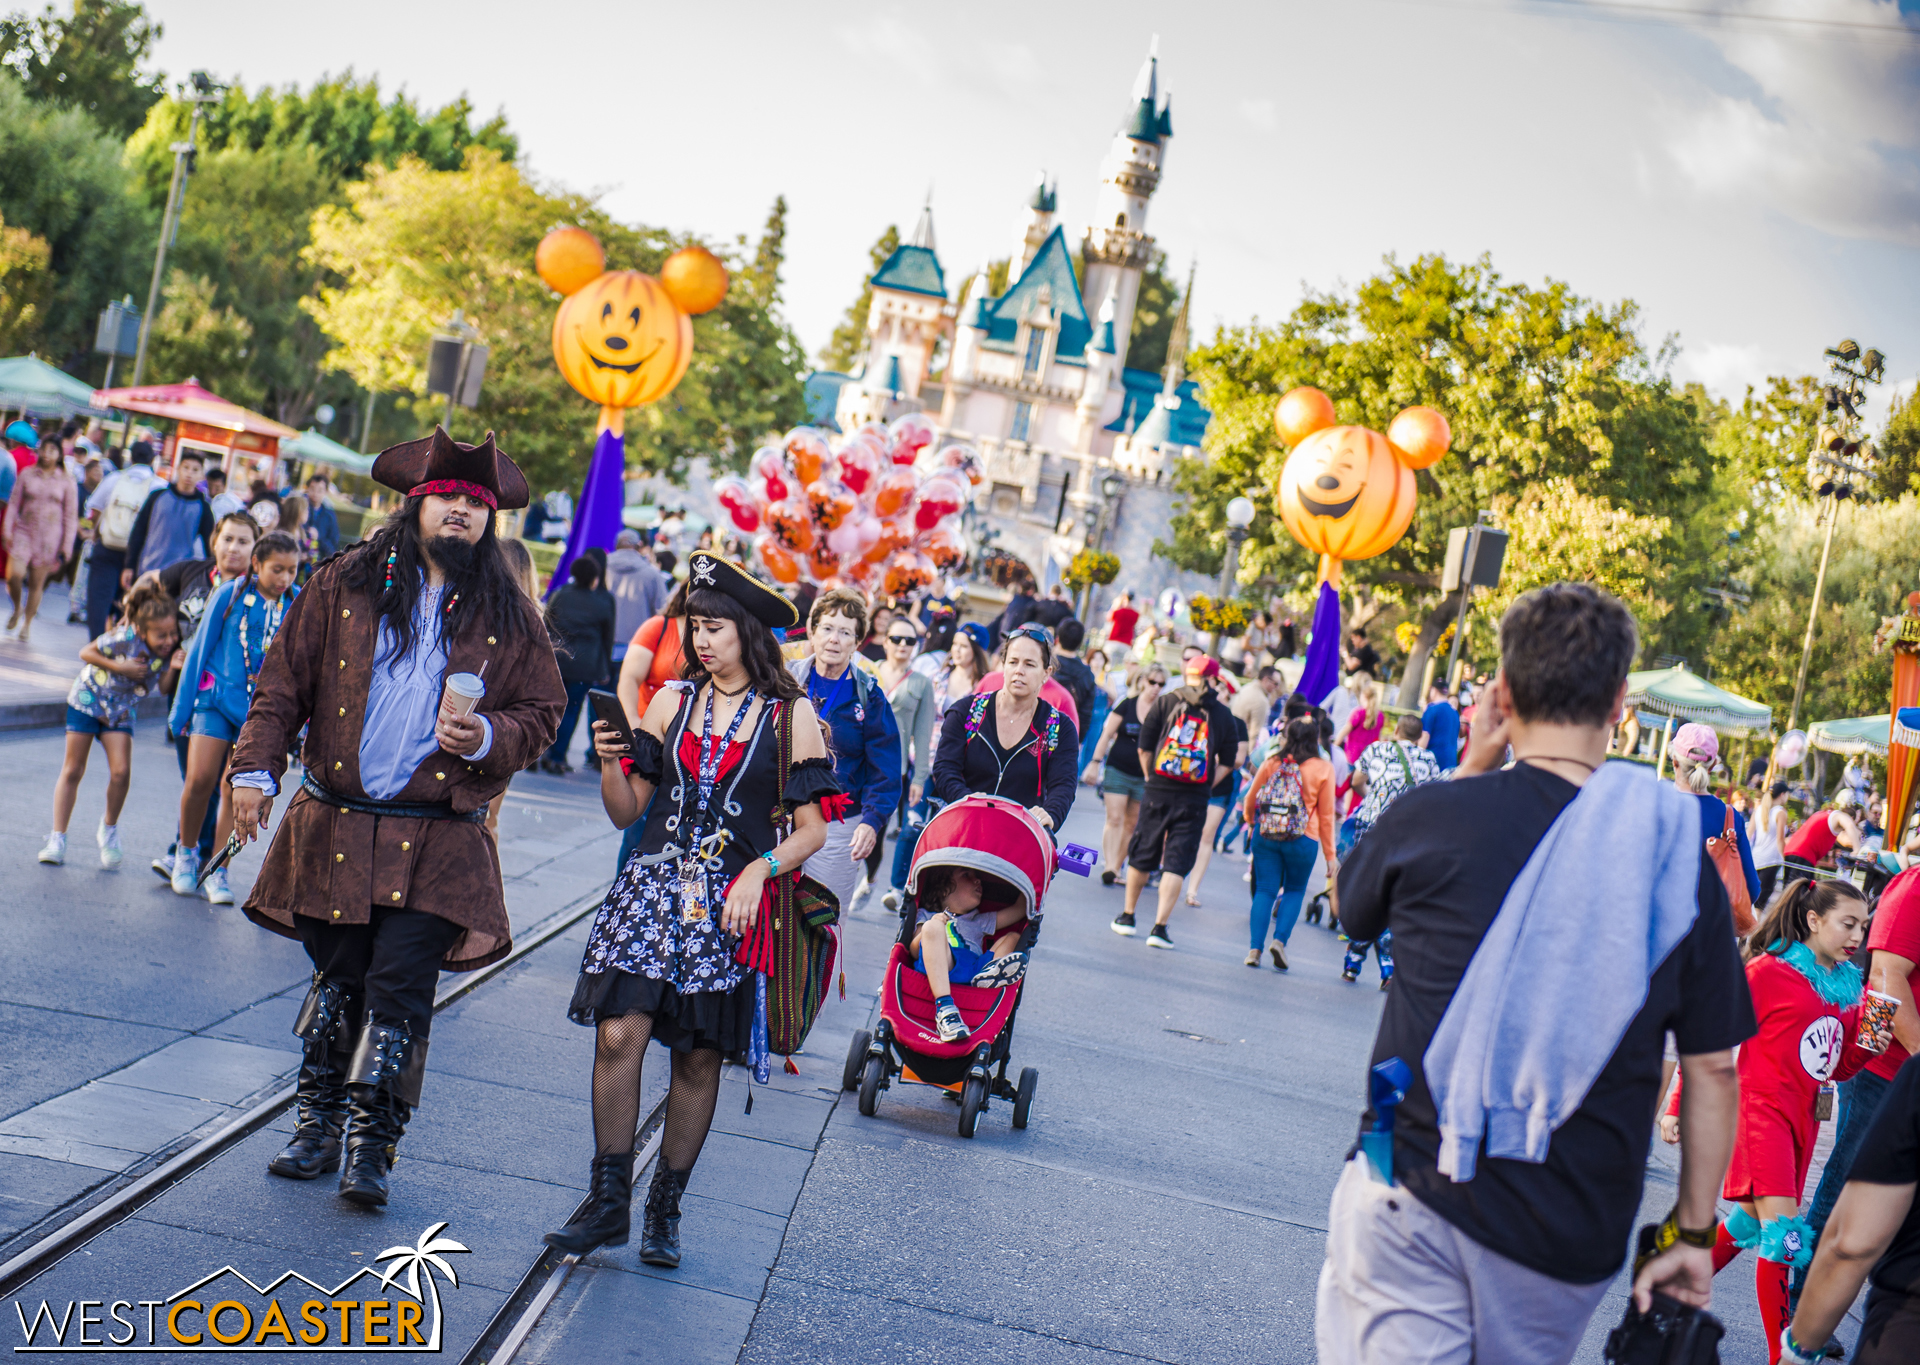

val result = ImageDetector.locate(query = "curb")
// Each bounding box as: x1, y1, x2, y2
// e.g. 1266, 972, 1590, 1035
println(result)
0, 693, 168, 734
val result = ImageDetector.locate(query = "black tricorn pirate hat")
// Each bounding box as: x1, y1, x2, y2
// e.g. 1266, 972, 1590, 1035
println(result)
371, 427, 531, 511
686, 551, 799, 630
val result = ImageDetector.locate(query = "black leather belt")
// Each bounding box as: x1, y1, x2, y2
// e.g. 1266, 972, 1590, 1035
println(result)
301, 773, 487, 824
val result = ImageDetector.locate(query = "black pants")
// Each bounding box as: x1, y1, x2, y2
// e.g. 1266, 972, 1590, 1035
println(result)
294, 907, 462, 1039
86, 545, 125, 639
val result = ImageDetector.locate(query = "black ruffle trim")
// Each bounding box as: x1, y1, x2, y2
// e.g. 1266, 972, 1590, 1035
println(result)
567, 969, 754, 1053
629, 731, 665, 783
782, 755, 842, 813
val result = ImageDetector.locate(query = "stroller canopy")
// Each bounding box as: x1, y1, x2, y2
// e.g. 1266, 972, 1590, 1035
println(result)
904, 795, 1055, 922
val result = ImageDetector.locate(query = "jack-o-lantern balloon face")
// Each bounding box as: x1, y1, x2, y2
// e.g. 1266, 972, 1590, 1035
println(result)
1277, 425, 1418, 562
552, 271, 693, 409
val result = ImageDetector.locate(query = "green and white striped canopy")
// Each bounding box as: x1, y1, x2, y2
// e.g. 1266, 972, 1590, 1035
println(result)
1624, 665, 1772, 733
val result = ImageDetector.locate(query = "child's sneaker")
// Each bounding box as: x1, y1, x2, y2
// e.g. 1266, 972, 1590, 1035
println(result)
204, 864, 234, 906
98, 821, 123, 869
171, 846, 201, 896
1110, 912, 1137, 936
37, 832, 66, 865
933, 997, 969, 1043
151, 847, 174, 879
970, 952, 1028, 988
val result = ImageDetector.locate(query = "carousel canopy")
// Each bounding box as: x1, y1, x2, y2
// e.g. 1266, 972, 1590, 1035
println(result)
1807, 715, 1889, 757
1625, 665, 1773, 733
285, 427, 374, 476
0, 354, 115, 420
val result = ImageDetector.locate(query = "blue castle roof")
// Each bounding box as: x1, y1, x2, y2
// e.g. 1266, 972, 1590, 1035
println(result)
976, 227, 1091, 361
870, 243, 947, 300
1106, 367, 1209, 447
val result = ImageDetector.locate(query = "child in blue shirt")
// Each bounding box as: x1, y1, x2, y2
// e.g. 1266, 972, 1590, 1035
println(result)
40, 581, 179, 868
168, 530, 300, 902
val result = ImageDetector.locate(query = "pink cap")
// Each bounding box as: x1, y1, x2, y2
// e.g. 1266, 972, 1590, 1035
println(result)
1671, 723, 1719, 765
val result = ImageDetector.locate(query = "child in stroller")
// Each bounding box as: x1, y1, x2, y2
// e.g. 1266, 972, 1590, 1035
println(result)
913, 865, 1031, 1041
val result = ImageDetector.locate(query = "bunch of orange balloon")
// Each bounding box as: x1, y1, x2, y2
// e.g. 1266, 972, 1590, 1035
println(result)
712, 416, 980, 597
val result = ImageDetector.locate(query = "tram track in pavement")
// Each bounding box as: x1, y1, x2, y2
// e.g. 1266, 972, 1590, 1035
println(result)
0, 882, 614, 1299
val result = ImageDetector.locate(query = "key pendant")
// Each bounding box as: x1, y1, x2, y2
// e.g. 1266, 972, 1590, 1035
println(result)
678, 858, 712, 925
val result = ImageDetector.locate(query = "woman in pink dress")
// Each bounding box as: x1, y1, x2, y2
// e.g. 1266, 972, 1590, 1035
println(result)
1337, 677, 1386, 814
4, 440, 78, 643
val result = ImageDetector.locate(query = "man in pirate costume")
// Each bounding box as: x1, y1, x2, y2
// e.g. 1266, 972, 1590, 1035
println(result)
227, 428, 564, 1206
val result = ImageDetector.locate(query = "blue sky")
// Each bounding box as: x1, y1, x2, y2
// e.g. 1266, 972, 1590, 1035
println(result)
149, 0, 1919, 427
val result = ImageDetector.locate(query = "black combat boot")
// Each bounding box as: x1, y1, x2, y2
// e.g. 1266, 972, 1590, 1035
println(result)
637, 1162, 691, 1267
338, 1020, 426, 1208
269, 976, 355, 1180
543, 1152, 636, 1256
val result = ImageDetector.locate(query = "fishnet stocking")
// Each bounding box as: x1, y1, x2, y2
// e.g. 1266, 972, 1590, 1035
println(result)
590, 1015, 654, 1156
661, 1048, 722, 1171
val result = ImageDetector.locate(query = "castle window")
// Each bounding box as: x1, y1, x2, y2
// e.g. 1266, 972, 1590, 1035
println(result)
1010, 401, 1034, 443
1114, 212, 1127, 228
1023, 328, 1045, 373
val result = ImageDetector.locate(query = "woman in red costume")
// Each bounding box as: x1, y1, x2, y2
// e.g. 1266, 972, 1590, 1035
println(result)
1663, 878, 1891, 1362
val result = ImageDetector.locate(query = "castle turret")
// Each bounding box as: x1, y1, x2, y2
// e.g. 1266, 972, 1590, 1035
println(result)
1008, 172, 1056, 286
1080, 39, 1172, 375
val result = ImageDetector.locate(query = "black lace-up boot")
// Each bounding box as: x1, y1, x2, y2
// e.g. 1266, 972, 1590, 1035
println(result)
268, 976, 356, 1180
637, 1162, 691, 1267
338, 1020, 427, 1208
543, 1152, 636, 1256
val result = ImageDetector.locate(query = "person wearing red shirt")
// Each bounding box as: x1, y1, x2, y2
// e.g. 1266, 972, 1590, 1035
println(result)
1784, 801, 1863, 878
1104, 590, 1140, 656
1664, 878, 1892, 1361
1797, 866, 1920, 1302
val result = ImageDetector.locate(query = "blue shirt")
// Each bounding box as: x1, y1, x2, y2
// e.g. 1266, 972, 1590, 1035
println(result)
1695, 791, 1761, 902
793, 659, 901, 831
169, 578, 300, 734
1421, 701, 1460, 771
137, 487, 210, 574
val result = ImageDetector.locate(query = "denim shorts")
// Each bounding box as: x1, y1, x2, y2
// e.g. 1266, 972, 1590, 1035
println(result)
66, 705, 131, 737
189, 709, 242, 742
1100, 765, 1146, 802
917, 939, 994, 985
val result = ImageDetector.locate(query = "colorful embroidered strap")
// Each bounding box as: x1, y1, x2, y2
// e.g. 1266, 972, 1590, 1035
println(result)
408, 478, 497, 509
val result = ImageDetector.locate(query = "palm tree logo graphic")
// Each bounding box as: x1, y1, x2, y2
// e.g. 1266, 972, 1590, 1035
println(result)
373, 1222, 469, 1351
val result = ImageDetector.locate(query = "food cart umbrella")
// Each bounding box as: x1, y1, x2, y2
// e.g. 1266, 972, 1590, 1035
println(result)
0, 354, 116, 421
1807, 716, 1890, 758
284, 427, 375, 477
1624, 665, 1773, 778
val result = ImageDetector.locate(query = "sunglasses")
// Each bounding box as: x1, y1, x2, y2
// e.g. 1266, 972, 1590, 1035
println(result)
887, 634, 918, 645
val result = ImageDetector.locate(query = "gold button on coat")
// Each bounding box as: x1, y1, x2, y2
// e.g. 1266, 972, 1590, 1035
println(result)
342, 609, 351, 618
391, 891, 402, 901
335, 853, 344, 863
401, 841, 411, 851
435, 772, 445, 780
338, 707, 346, 716
487, 636, 496, 645
334, 761, 342, 769
339, 660, 345, 669
332, 910, 341, 918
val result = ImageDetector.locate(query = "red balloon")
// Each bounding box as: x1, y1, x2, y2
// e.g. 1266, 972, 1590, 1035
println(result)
935, 443, 983, 486
890, 412, 936, 459
714, 476, 761, 534
806, 478, 857, 531
750, 446, 791, 503
912, 476, 964, 532
871, 467, 918, 519
765, 498, 815, 552
755, 535, 801, 584
835, 438, 881, 497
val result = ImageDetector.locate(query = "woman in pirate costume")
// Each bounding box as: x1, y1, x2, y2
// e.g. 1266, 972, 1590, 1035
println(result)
547, 552, 840, 1265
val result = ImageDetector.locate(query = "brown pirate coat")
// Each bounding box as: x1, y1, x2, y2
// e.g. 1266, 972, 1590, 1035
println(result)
228, 555, 564, 970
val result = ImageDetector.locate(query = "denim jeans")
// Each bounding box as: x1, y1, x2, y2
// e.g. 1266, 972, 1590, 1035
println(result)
1793, 1066, 1894, 1302
1249, 833, 1319, 951
547, 679, 593, 765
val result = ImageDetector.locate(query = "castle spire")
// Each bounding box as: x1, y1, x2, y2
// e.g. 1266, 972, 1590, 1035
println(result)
909, 188, 936, 253
1163, 259, 1194, 394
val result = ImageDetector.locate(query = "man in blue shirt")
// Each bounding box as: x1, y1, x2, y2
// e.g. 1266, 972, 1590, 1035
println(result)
1420, 682, 1461, 771
122, 450, 214, 583
304, 473, 342, 558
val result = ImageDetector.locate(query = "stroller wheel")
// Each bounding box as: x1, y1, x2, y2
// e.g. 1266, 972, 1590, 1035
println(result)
958, 1074, 988, 1139
842, 1030, 872, 1092
1012, 1067, 1038, 1130
857, 1054, 885, 1117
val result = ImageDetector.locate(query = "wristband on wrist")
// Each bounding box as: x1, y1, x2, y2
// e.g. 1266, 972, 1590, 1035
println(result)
762, 853, 780, 878
1673, 1215, 1718, 1249
1780, 1328, 1824, 1365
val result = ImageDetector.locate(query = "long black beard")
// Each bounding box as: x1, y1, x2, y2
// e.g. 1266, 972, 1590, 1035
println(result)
425, 532, 478, 581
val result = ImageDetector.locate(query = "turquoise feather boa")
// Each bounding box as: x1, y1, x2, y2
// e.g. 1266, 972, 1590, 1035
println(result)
1777, 939, 1863, 1007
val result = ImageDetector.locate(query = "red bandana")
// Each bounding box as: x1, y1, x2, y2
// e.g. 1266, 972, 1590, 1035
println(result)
409, 478, 497, 509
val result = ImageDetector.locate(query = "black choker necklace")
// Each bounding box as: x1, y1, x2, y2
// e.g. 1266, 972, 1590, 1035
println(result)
709, 678, 751, 698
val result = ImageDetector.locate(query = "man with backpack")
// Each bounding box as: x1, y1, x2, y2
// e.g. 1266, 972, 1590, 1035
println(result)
82, 439, 160, 638
1112, 647, 1239, 949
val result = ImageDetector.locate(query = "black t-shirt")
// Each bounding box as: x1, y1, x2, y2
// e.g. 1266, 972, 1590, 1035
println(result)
1850, 1054, 1920, 1295
1031, 599, 1074, 632
1349, 640, 1381, 678
1052, 656, 1097, 741
1336, 762, 1756, 1284
1137, 687, 1240, 801
157, 557, 221, 643
1107, 696, 1146, 778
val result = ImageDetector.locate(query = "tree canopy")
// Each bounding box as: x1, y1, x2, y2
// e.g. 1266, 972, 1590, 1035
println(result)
0, 0, 164, 138
1123, 249, 1183, 377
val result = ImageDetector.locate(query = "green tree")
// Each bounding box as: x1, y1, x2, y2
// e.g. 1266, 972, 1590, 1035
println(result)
0, 0, 164, 138
1123, 249, 1181, 376
1875, 384, 1920, 500
1165, 253, 1717, 700
143, 267, 260, 406
0, 208, 53, 353
818, 225, 898, 372
0, 72, 149, 362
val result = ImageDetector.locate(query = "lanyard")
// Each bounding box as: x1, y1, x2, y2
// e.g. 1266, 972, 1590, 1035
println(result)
808, 664, 854, 722
691, 684, 756, 835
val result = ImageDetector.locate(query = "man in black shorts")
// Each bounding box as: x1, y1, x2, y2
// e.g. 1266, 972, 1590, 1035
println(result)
1112, 647, 1238, 950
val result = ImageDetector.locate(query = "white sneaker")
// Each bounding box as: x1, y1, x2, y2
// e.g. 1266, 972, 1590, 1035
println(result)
151, 848, 175, 879
37, 832, 66, 865
203, 864, 234, 905
98, 821, 123, 869
171, 846, 201, 896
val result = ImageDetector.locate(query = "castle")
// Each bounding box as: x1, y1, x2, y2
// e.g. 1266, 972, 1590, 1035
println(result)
812, 41, 1212, 599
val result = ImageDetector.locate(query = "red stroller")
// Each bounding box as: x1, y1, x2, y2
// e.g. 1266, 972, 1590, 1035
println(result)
842, 794, 1092, 1138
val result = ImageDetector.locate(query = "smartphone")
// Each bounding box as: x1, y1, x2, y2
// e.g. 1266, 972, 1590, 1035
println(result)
588, 689, 637, 756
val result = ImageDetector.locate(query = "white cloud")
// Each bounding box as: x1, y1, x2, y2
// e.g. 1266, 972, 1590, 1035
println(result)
1237, 97, 1277, 132
1675, 341, 1769, 400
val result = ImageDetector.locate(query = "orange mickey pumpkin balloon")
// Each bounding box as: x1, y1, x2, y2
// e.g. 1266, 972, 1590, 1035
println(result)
917, 524, 965, 570
552, 271, 694, 409
883, 551, 936, 597
862, 516, 913, 566
1387, 406, 1450, 470
806, 478, 857, 531
805, 541, 843, 582
784, 427, 832, 487
537, 227, 607, 296
755, 535, 802, 584
764, 497, 816, 553
871, 467, 918, 519
1277, 424, 1418, 563
658, 246, 729, 316
1274, 386, 1338, 447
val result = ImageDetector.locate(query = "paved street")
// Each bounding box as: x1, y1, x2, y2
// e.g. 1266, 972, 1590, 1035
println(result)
2, 760, 1859, 1361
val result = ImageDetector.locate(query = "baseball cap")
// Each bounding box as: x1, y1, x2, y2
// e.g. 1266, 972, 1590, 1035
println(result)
1671, 723, 1719, 766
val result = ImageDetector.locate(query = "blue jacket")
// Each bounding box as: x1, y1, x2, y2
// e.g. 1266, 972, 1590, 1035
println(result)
170, 577, 300, 734
790, 658, 901, 832
307, 499, 341, 558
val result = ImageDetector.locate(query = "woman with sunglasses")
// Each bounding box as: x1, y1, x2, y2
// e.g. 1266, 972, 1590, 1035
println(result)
876, 620, 937, 912
1083, 665, 1167, 885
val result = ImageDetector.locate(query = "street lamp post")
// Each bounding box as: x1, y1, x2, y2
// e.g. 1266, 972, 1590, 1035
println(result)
131, 72, 223, 390
1213, 496, 1255, 658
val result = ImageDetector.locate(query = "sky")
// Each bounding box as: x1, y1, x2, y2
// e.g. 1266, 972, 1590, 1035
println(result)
147, 0, 1920, 428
